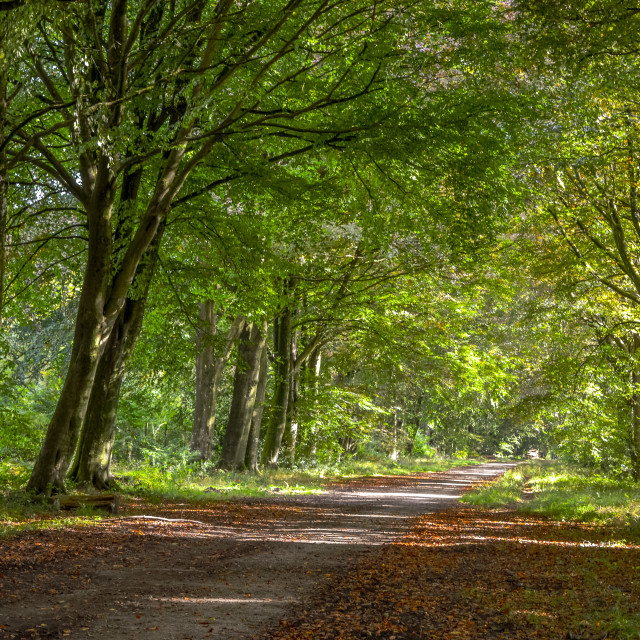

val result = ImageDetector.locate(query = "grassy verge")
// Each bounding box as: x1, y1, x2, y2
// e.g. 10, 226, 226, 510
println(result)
0, 456, 488, 535
113, 456, 487, 502
461, 460, 640, 532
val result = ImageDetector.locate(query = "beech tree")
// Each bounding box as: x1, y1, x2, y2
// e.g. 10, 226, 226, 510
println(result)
0, 0, 532, 490
14, 0, 484, 494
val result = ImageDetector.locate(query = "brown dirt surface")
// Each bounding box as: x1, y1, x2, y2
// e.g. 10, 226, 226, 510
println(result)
3, 462, 637, 640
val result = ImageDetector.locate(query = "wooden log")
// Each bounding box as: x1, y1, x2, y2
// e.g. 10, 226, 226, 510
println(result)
52, 493, 119, 514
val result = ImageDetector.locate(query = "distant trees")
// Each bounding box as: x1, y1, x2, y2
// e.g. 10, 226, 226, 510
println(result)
11, 0, 622, 489
12, 0, 492, 493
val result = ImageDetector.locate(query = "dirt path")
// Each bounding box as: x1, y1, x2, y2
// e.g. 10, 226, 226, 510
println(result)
0, 462, 516, 640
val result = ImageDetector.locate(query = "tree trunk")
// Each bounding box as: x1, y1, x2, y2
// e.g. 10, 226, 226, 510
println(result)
630, 334, 640, 479
244, 327, 268, 472
281, 329, 299, 466
26, 195, 115, 495
303, 348, 322, 460
390, 408, 403, 461
261, 307, 292, 468
66, 168, 154, 489
27, 128, 177, 495
0, 72, 7, 323
190, 310, 245, 461
191, 300, 217, 461
68, 292, 148, 489
219, 320, 266, 470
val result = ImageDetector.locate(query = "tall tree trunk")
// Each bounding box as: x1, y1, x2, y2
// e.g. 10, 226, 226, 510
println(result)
303, 348, 322, 460
68, 236, 161, 488
245, 325, 268, 472
281, 329, 299, 466
26, 196, 116, 495
67, 167, 153, 489
191, 300, 217, 461
67, 296, 143, 489
0, 72, 7, 323
219, 320, 266, 470
281, 386, 298, 467
190, 310, 245, 460
261, 306, 292, 468
630, 334, 640, 479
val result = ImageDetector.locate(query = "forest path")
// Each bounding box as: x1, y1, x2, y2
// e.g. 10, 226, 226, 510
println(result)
0, 462, 516, 640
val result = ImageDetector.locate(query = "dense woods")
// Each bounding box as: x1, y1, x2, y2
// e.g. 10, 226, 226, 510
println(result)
2, 0, 640, 494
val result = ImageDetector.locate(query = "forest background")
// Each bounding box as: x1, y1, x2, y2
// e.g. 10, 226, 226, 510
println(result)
2, 0, 640, 499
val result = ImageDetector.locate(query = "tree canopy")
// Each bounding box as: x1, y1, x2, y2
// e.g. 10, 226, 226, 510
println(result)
2, 0, 640, 491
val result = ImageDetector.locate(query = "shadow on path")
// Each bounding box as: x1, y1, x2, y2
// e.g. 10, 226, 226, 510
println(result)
0, 462, 516, 640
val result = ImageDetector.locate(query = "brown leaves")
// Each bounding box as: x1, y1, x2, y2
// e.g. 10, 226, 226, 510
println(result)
265, 507, 640, 640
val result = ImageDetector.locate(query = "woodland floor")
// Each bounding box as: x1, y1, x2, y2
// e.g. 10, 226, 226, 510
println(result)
1, 462, 639, 640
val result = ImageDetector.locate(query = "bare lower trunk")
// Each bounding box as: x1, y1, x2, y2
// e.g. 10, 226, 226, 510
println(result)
27, 197, 114, 495
219, 320, 266, 470
303, 348, 322, 460
67, 172, 160, 489
0, 73, 7, 323
68, 294, 147, 488
245, 327, 268, 472
631, 337, 640, 479
191, 301, 217, 461
26, 292, 108, 493
390, 409, 403, 461
191, 311, 246, 461
281, 330, 299, 466
261, 307, 292, 468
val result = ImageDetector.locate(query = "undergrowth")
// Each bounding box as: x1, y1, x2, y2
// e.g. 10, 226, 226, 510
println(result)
112, 456, 485, 501
462, 461, 640, 639
0, 456, 487, 534
462, 460, 640, 532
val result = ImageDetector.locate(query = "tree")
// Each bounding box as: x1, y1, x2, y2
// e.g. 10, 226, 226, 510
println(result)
219, 319, 267, 470
16, 0, 488, 493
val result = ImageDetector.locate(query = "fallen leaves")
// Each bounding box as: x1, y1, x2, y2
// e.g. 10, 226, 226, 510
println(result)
2, 473, 638, 640
264, 507, 640, 640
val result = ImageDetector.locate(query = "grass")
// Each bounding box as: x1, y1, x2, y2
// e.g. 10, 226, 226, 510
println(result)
462, 461, 640, 640
112, 455, 487, 502
461, 460, 640, 531
0, 455, 488, 535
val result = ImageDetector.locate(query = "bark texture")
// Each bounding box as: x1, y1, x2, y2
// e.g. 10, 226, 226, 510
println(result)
27, 191, 115, 494
67, 167, 154, 489
219, 320, 266, 470
261, 308, 292, 467
68, 290, 149, 488
244, 330, 268, 472
281, 329, 299, 466
0, 73, 7, 323
303, 348, 322, 460
631, 334, 640, 479
191, 311, 245, 460
191, 301, 218, 461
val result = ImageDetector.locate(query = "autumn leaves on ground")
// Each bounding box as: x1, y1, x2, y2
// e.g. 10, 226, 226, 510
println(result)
1, 466, 639, 640
269, 507, 640, 640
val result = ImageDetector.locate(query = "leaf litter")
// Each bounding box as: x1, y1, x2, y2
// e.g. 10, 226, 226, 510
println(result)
1, 465, 637, 639
264, 507, 640, 640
